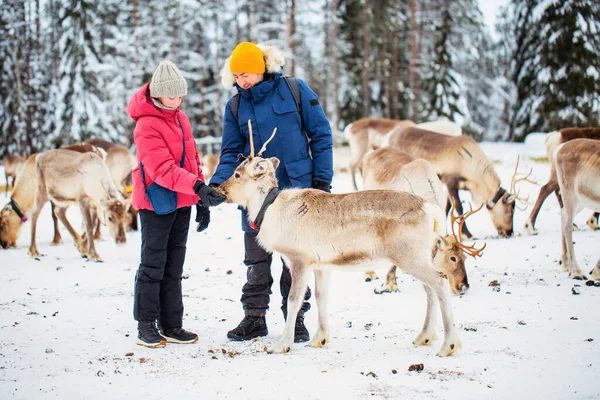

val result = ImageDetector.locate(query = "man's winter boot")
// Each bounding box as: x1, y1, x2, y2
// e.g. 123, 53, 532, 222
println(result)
137, 321, 166, 348
294, 315, 310, 343
160, 327, 199, 344
227, 315, 268, 341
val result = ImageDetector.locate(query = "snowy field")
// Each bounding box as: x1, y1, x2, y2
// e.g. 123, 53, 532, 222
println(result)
1, 143, 599, 400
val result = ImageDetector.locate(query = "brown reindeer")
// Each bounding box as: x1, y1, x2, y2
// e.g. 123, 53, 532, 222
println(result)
386, 126, 532, 238
202, 153, 220, 181
555, 139, 600, 280
3, 154, 26, 196
362, 147, 485, 295
345, 118, 416, 191
525, 128, 600, 235
219, 124, 461, 356
84, 138, 138, 231
0, 150, 129, 262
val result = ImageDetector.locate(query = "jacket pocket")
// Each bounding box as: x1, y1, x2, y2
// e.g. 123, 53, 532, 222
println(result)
285, 158, 313, 188
272, 101, 301, 129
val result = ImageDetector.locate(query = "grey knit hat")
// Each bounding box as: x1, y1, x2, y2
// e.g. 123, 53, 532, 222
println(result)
149, 61, 188, 98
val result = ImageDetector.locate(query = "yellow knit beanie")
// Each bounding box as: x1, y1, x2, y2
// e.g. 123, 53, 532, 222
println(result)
229, 42, 265, 74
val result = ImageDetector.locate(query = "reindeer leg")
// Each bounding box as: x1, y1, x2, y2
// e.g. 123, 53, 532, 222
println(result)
447, 189, 472, 239
524, 178, 557, 235
308, 269, 331, 349
374, 265, 399, 294
80, 198, 101, 262
268, 260, 309, 354
50, 202, 63, 245
28, 205, 44, 258
55, 206, 85, 255
93, 213, 102, 240
586, 212, 599, 231
396, 254, 460, 357
590, 259, 600, 281
560, 201, 585, 280
412, 284, 439, 346
129, 208, 139, 231
5, 173, 9, 196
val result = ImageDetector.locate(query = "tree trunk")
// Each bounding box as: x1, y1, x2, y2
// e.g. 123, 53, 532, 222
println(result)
132, 0, 139, 66
332, 0, 340, 132
362, 0, 370, 118
287, 0, 296, 76
409, 0, 419, 120
391, 1, 399, 119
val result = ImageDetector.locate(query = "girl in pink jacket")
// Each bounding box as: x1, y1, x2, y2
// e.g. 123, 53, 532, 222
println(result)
128, 61, 226, 348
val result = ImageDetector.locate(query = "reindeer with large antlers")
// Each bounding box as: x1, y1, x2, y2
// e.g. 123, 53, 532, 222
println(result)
361, 146, 485, 295
387, 126, 534, 238
555, 139, 600, 280
219, 122, 462, 356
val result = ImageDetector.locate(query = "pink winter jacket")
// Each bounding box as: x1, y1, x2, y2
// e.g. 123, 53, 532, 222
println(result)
128, 83, 204, 211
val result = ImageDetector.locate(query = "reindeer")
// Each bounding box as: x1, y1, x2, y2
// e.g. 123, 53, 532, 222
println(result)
219, 123, 461, 356
386, 126, 534, 238
362, 147, 486, 294
0, 150, 129, 262
554, 139, 600, 280
84, 137, 138, 231
202, 153, 220, 181
345, 118, 416, 191
49, 143, 106, 245
525, 128, 600, 235
3, 154, 26, 196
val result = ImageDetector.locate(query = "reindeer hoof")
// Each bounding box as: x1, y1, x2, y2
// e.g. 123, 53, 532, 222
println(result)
28, 249, 41, 258
374, 283, 399, 295
572, 223, 580, 232
413, 331, 438, 346
308, 336, 329, 348
524, 221, 538, 236
268, 341, 293, 354
569, 272, 586, 281
50, 239, 63, 246
437, 339, 461, 357
587, 215, 599, 231
364, 271, 378, 282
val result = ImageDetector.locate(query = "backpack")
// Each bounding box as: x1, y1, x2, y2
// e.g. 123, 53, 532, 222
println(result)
229, 76, 301, 125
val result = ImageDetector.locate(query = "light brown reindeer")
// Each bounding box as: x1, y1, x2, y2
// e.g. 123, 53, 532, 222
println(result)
84, 138, 138, 231
525, 128, 600, 235
219, 123, 461, 356
3, 154, 26, 196
362, 147, 486, 294
0, 150, 129, 262
345, 118, 416, 191
555, 139, 600, 280
387, 126, 534, 238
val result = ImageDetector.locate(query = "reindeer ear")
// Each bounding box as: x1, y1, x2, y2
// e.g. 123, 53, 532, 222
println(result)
269, 157, 280, 171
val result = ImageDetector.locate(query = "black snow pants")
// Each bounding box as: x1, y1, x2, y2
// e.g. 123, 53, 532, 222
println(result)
133, 207, 191, 330
242, 232, 311, 318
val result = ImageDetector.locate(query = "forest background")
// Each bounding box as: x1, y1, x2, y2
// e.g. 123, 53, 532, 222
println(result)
1, 0, 599, 157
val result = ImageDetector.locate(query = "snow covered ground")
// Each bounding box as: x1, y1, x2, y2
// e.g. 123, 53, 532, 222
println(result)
1, 143, 599, 399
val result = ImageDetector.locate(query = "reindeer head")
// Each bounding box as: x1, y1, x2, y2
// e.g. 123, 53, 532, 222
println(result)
0, 204, 24, 249
432, 235, 469, 295
104, 199, 129, 245
219, 121, 280, 207
489, 156, 536, 238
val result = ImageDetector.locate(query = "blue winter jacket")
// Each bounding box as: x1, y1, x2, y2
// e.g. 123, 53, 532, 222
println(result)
210, 73, 334, 232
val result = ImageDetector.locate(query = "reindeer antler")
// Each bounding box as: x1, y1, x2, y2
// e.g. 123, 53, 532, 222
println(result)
257, 128, 278, 157
449, 199, 486, 258
509, 155, 537, 210
248, 120, 255, 159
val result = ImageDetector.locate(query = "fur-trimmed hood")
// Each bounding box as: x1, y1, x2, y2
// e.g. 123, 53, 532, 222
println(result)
220, 45, 285, 89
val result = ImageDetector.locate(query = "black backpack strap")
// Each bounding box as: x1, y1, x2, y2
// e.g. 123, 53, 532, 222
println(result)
283, 76, 302, 114
230, 93, 240, 125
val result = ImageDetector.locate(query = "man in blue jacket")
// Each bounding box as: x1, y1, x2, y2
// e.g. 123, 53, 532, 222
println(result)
210, 42, 334, 343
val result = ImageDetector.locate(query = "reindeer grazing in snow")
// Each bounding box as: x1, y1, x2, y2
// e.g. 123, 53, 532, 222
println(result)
219, 123, 461, 356
345, 118, 416, 191
387, 126, 534, 238
525, 128, 600, 235
3, 154, 26, 196
362, 147, 486, 294
0, 150, 129, 262
554, 139, 600, 280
